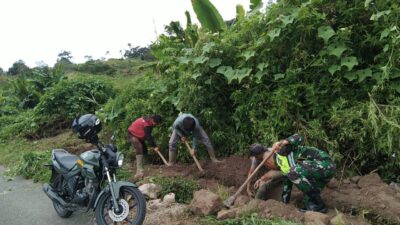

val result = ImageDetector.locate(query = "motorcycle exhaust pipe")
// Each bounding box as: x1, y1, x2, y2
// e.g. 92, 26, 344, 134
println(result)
42, 183, 67, 207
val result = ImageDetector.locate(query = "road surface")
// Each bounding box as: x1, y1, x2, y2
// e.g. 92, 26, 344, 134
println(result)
0, 165, 94, 225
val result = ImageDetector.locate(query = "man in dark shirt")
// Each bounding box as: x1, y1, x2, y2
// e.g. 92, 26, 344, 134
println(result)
168, 113, 221, 165
127, 115, 162, 179
246, 144, 284, 200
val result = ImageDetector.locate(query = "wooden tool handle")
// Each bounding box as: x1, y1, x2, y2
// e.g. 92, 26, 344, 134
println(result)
184, 141, 204, 173
231, 151, 275, 198
155, 149, 169, 166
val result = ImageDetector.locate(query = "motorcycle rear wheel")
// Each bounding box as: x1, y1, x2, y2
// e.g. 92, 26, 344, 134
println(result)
52, 174, 73, 218
95, 186, 146, 225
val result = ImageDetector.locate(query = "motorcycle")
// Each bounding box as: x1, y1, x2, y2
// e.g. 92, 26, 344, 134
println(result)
42, 114, 146, 225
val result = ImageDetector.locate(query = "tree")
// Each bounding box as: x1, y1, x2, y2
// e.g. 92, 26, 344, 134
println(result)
35, 60, 48, 68
84, 55, 93, 61
0, 67, 5, 75
191, 0, 227, 32
57, 50, 73, 62
123, 44, 155, 60
7, 60, 29, 75
55, 50, 74, 72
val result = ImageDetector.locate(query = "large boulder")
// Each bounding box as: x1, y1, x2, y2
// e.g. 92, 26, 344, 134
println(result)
189, 189, 223, 216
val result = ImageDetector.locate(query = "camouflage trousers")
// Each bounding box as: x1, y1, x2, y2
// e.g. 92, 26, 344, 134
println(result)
286, 159, 336, 196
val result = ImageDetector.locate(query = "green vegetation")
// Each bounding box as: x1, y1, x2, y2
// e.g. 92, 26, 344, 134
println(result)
133, 0, 399, 181
15, 150, 52, 182
148, 176, 201, 204
0, 1, 399, 225
0, 0, 399, 188
0, 139, 56, 182
200, 214, 302, 225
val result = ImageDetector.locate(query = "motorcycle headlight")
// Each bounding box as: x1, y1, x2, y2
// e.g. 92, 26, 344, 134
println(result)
116, 152, 124, 167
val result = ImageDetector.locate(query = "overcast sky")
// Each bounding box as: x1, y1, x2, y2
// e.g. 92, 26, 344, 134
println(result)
0, 0, 252, 70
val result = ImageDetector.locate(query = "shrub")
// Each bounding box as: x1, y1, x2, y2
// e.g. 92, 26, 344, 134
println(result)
148, 176, 200, 204
98, 74, 178, 158
15, 150, 52, 182
75, 60, 116, 75
148, 0, 400, 181
31, 77, 115, 138
0, 111, 34, 141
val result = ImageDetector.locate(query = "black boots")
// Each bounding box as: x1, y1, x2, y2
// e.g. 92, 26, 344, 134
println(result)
301, 192, 328, 213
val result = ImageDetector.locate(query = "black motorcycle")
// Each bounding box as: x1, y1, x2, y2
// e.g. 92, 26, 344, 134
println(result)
42, 114, 146, 225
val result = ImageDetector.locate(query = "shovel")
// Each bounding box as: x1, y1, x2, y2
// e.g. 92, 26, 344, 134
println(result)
223, 150, 275, 208
184, 141, 205, 174
153, 148, 170, 166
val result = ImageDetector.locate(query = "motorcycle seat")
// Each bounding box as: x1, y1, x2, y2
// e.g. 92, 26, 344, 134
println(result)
53, 150, 79, 171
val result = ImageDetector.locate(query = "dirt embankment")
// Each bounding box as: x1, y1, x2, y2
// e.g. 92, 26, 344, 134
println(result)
143, 156, 400, 224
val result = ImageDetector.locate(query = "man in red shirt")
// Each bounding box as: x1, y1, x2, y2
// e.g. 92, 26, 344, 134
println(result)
127, 115, 162, 179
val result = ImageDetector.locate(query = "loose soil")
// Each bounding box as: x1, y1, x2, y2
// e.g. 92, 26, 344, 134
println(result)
143, 156, 249, 188
139, 156, 400, 225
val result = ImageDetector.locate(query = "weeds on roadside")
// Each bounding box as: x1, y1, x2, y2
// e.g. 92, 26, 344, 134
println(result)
200, 213, 302, 225
147, 175, 200, 204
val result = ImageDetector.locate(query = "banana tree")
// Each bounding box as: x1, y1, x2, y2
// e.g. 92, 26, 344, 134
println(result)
191, 0, 227, 33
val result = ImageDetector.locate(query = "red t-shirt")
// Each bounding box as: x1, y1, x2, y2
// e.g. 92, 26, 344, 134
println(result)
127, 117, 154, 140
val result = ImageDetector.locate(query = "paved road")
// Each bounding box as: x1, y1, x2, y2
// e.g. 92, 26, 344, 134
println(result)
0, 166, 94, 225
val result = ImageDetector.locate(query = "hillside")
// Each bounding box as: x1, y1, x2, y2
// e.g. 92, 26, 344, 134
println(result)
1, 0, 400, 224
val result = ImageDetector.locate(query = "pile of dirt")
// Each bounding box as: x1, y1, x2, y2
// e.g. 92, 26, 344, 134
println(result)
145, 156, 250, 187
323, 173, 400, 224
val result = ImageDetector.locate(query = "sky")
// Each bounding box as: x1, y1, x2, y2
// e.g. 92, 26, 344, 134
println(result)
0, 0, 251, 70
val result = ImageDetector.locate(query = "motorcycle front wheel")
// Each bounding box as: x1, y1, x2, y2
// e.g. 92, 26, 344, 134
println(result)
95, 186, 146, 225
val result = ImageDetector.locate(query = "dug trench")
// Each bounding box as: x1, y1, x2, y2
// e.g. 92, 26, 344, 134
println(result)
135, 156, 400, 225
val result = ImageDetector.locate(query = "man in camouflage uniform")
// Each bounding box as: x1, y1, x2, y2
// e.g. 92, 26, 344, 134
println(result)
250, 134, 336, 213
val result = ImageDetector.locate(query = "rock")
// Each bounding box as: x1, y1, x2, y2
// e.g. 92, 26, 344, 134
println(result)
189, 189, 223, 216
145, 202, 189, 225
217, 208, 239, 220
330, 213, 345, 225
233, 195, 250, 208
357, 173, 383, 188
304, 211, 330, 225
163, 193, 176, 204
326, 178, 339, 189
343, 179, 351, 184
236, 199, 269, 216
259, 200, 304, 223
390, 182, 400, 192
139, 183, 162, 199
350, 176, 360, 184
330, 213, 371, 225
147, 199, 163, 210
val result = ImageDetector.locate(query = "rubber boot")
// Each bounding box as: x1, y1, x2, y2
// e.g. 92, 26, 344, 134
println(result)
301, 192, 328, 213
168, 151, 177, 166
310, 193, 328, 213
134, 155, 144, 180
207, 148, 222, 163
